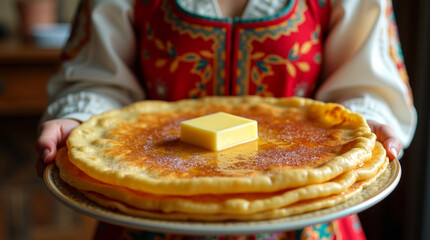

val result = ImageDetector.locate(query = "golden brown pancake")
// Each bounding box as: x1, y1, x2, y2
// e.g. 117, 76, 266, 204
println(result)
81, 157, 388, 222
56, 142, 387, 215
66, 96, 376, 195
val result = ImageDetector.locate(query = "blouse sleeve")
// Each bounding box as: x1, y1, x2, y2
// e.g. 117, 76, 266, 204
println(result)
41, 0, 145, 122
315, 0, 417, 148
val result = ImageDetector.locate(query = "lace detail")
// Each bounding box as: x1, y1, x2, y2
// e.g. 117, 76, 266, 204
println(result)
341, 95, 412, 147
341, 96, 393, 125
178, 0, 219, 17
242, 0, 289, 19
178, 0, 289, 19
45, 92, 122, 121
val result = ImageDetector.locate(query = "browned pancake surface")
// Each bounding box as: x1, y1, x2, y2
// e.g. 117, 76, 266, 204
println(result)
67, 97, 375, 195
103, 104, 353, 178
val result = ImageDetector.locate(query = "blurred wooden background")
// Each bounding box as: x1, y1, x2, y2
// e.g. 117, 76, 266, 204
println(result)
0, 1, 97, 240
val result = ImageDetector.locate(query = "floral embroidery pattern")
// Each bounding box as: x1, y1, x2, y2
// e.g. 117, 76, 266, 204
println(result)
385, 0, 413, 107
143, 23, 214, 98
248, 25, 321, 96
235, 0, 306, 95
162, 0, 227, 96
297, 223, 336, 240
141, 0, 325, 99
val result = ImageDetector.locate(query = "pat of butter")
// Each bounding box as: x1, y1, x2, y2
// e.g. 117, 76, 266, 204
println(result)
180, 112, 258, 151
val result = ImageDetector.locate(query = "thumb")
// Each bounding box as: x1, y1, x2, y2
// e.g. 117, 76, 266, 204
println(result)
35, 125, 60, 164
367, 120, 402, 160
35, 119, 80, 163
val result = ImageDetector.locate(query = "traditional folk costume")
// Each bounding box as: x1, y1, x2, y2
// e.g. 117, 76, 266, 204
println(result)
43, 0, 417, 239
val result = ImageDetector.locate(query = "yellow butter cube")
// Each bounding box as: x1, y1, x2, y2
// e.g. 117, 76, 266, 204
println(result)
180, 112, 258, 151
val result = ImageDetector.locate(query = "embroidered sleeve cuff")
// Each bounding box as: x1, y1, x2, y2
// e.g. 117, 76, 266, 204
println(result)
341, 97, 392, 125
42, 91, 123, 122
340, 96, 414, 148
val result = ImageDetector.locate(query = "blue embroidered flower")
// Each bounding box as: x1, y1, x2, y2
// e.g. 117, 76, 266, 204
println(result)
195, 59, 208, 71
256, 61, 269, 72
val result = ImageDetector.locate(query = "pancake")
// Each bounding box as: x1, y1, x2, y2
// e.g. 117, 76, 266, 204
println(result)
66, 96, 376, 195
81, 157, 389, 221
56, 142, 387, 215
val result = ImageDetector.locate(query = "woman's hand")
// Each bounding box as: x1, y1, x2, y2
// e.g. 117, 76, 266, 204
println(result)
367, 120, 402, 160
35, 119, 81, 176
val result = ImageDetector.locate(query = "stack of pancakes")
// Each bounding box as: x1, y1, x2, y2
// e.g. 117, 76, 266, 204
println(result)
55, 96, 388, 221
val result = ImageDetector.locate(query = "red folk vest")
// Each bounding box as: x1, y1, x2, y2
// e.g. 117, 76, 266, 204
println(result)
134, 0, 331, 101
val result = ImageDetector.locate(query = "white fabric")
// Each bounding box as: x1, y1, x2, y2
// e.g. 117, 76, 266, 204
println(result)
239, 0, 289, 19
179, 0, 289, 19
179, 0, 219, 17
43, 0, 143, 122
42, 0, 417, 148
315, 0, 417, 147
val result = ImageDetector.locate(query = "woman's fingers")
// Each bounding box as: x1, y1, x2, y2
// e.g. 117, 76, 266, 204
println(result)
367, 120, 402, 160
35, 119, 80, 164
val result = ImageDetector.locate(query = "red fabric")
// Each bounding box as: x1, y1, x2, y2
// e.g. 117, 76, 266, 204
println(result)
335, 215, 367, 240
133, 0, 331, 100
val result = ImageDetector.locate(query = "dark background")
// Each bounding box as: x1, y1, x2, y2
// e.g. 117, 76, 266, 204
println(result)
358, 0, 430, 239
